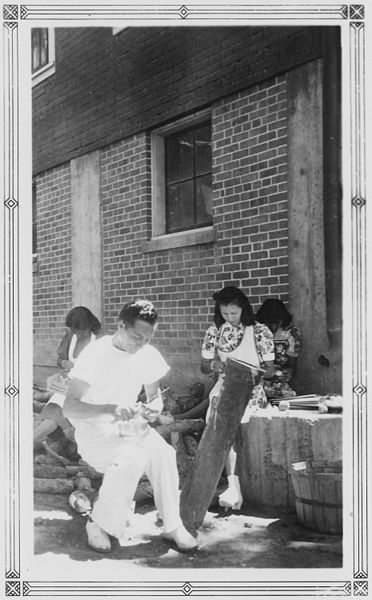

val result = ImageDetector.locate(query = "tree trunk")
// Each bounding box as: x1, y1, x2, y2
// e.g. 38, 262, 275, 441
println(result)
180, 358, 256, 534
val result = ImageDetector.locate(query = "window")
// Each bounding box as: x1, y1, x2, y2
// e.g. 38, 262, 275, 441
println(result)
165, 122, 212, 233
32, 28, 55, 86
151, 110, 213, 240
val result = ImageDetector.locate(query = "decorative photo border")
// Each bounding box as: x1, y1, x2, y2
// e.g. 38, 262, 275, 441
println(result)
1, 2, 368, 597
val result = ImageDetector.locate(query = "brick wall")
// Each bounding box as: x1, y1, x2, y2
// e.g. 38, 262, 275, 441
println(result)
33, 165, 72, 366
97, 75, 289, 384
212, 75, 289, 307
33, 26, 323, 175
33, 73, 290, 384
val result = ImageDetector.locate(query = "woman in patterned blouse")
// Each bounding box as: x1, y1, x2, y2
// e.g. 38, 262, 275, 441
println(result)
255, 298, 302, 400
186, 286, 274, 510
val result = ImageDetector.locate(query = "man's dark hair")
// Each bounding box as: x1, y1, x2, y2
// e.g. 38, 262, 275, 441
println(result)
119, 299, 158, 327
256, 298, 292, 328
213, 286, 255, 327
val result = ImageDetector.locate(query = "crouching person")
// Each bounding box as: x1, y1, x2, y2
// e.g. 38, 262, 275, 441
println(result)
64, 299, 198, 553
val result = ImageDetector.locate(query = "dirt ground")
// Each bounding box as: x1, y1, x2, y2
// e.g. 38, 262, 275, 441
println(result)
34, 494, 342, 571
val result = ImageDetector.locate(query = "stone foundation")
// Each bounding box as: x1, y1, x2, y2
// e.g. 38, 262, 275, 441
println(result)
237, 407, 342, 508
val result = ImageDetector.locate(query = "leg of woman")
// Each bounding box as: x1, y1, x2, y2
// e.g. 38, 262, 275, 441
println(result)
33, 401, 65, 445
33, 418, 58, 445
218, 446, 243, 511
225, 446, 237, 476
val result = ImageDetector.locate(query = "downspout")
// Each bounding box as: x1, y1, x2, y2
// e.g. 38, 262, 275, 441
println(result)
318, 27, 342, 389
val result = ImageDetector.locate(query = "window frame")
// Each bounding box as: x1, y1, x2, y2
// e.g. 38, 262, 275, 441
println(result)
31, 27, 56, 87
112, 27, 127, 35
151, 108, 213, 239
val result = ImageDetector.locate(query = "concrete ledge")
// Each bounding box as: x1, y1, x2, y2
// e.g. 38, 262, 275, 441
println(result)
142, 227, 215, 252
237, 407, 342, 508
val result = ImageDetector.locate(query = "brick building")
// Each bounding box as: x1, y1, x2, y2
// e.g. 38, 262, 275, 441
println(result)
32, 26, 342, 393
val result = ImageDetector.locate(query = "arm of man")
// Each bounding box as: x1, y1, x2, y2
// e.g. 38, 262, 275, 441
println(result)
140, 381, 163, 423
63, 378, 117, 420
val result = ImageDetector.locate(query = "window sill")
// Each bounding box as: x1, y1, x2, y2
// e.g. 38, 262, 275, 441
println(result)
32, 62, 56, 86
142, 227, 215, 252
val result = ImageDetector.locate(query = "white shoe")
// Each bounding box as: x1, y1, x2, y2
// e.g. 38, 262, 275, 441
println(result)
86, 519, 111, 553
163, 524, 198, 551
218, 475, 243, 511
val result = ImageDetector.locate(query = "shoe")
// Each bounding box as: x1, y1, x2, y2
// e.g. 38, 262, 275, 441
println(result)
218, 475, 243, 511
86, 519, 111, 553
69, 490, 92, 515
162, 524, 198, 551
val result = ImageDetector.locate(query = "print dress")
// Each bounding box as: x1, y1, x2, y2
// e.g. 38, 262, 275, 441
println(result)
202, 321, 274, 414
263, 325, 302, 399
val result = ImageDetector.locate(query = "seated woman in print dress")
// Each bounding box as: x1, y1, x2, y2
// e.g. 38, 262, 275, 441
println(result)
33, 306, 102, 447
255, 298, 302, 401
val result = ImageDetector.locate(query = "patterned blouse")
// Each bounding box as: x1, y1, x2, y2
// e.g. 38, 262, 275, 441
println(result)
263, 325, 302, 400
202, 321, 274, 409
202, 321, 274, 365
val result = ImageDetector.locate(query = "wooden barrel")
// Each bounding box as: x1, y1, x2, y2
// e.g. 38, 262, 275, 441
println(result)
290, 460, 342, 534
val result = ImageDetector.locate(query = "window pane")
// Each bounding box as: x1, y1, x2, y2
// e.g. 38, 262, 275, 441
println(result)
40, 28, 49, 68
194, 124, 212, 175
166, 131, 193, 183
195, 174, 213, 226
31, 28, 49, 73
166, 180, 194, 233
32, 30, 41, 73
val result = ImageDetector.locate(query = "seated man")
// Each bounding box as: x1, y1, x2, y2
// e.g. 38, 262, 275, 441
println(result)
64, 299, 197, 553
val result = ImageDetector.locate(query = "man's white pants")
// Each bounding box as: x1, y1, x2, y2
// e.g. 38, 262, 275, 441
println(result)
74, 423, 181, 540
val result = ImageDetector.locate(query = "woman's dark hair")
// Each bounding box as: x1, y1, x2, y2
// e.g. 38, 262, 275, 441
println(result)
213, 286, 255, 327
256, 298, 292, 328
119, 299, 158, 327
65, 306, 101, 334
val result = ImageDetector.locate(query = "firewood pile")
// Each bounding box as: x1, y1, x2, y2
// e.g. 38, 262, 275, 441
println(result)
33, 383, 206, 510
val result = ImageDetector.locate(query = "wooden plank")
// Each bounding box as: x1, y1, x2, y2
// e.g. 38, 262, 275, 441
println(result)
180, 358, 256, 534
34, 478, 74, 494
34, 465, 68, 479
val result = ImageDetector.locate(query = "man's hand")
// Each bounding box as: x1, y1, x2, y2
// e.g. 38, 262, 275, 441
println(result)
140, 403, 161, 423
114, 406, 138, 421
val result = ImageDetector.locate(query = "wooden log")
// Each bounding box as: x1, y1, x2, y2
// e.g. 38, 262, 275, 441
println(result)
65, 465, 100, 480
34, 454, 64, 466
34, 478, 74, 494
34, 492, 70, 510
155, 418, 204, 438
180, 358, 257, 534
33, 465, 68, 479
